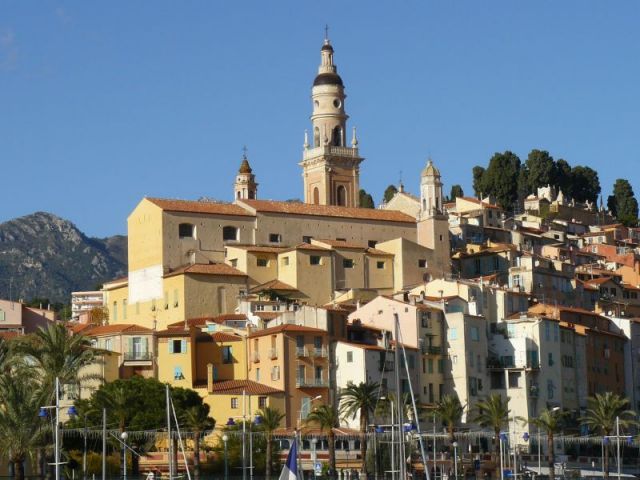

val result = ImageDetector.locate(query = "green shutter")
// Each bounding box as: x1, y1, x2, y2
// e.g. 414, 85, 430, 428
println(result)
168, 340, 174, 354
127, 337, 133, 354
181, 339, 187, 353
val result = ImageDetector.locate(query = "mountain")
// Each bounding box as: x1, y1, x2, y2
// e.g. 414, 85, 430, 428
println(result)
0, 212, 127, 304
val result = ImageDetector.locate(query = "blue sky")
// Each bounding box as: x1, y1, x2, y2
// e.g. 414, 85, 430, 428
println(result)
1, 1, 638, 237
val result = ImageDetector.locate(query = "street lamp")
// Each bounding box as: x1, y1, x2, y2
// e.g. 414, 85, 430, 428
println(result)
452, 441, 458, 480
311, 437, 318, 480
39, 378, 78, 480
222, 434, 229, 480
120, 431, 128, 480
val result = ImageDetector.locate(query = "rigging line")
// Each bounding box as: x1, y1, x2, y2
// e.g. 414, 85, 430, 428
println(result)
397, 316, 431, 480
170, 394, 192, 480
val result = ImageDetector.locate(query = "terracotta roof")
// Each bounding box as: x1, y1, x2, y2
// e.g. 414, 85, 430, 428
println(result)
102, 276, 128, 288
226, 245, 287, 254
156, 327, 190, 337
312, 239, 368, 250
168, 317, 218, 328
250, 279, 299, 293
249, 324, 327, 338
211, 332, 243, 342
68, 323, 95, 334
583, 276, 614, 286
282, 242, 331, 253
366, 247, 394, 256
146, 197, 254, 217
459, 197, 501, 210
87, 324, 152, 336
0, 331, 20, 340
213, 313, 249, 323
338, 340, 386, 351
238, 199, 416, 223
209, 380, 283, 395
164, 262, 247, 278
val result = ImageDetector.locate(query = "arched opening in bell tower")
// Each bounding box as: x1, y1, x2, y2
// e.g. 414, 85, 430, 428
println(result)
314, 127, 320, 147
313, 187, 320, 205
332, 126, 342, 147
336, 185, 346, 206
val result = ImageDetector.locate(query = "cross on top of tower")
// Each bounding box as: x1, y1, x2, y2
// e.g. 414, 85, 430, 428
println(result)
324, 24, 330, 44
242, 145, 248, 159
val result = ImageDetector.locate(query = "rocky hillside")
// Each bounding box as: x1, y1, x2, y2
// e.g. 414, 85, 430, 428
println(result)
0, 212, 127, 303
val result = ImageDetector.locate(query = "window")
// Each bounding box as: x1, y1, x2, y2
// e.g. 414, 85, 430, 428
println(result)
173, 289, 179, 307
281, 256, 290, 266
222, 346, 233, 364
418, 259, 427, 268
376, 261, 385, 269
271, 366, 280, 380
257, 258, 269, 267
448, 328, 458, 341
347, 351, 353, 363
421, 312, 431, 328
427, 359, 433, 373
255, 368, 260, 382
122, 299, 127, 320
474, 258, 481, 274
548, 352, 554, 366
470, 326, 480, 342
303, 235, 313, 243
258, 396, 267, 408
178, 223, 194, 239
0, 310, 4, 322
269, 233, 281, 243
222, 226, 238, 241
310, 256, 321, 265
104, 338, 113, 351
343, 259, 354, 268
169, 339, 186, 354
112, 302, 118, 322
229, 258, 238, 267
231, 397, 238, 409
507, 324, 517, 338
368, 240, 377, 248
174, 366, 184, 380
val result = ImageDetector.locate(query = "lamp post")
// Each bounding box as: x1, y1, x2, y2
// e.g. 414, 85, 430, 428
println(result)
39, 378, 78, 480
222, 434, 229, 480
311, 437, 318, 480
121, 431, 128, 480
452, 441, 458, 480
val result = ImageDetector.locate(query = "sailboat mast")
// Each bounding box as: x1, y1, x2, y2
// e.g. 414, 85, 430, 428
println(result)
393, 313, 406, 480
166, 384, 173, 480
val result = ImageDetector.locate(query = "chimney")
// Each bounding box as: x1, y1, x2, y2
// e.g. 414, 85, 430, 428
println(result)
207, 363, 214, 393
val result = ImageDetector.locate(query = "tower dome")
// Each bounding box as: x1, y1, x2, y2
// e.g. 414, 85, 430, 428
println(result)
234, 148, 258, 200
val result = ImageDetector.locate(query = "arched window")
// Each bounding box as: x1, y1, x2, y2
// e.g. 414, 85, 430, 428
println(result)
314, 127, 320, 147
236, 191, 241, 199
313, 187, 320, 205
332, 126, 342, 146
336, 185, 347, 206
222, 226, 238, 242
248, 190, 255, 199
178, 223, 195, 239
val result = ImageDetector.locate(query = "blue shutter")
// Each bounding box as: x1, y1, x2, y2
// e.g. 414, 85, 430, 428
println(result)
168, 340, 174, 354
181, 339, 187, 353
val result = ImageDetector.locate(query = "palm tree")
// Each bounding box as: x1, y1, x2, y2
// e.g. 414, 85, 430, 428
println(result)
16, 323, 96, 397
435, 394, 465, 445
473, 394, 510, 473
0, 375, 49, 480
182, 404, 215, 480
580, 392, 637, 479
258, 406, 286, 480
529, 409, 564, 480
306, 404, 341, 479
339, 381, 379, 478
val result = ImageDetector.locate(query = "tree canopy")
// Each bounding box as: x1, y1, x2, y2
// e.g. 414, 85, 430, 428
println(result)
607, 179, 638, 227
449, 185, 464, 202
383, 184, 398, 203
359, 189, 375, 209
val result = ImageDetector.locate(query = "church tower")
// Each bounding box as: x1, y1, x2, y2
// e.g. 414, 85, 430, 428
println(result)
300, 34, 363, 207
419, 158, 444, 215
417, 158, 451, 276
234, 149, 258, 200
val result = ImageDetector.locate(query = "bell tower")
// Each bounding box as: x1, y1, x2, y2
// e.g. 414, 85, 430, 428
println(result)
300, 33, 363, 207
234, 148, 258, 200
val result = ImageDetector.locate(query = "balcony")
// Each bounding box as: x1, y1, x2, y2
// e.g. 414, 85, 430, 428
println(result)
378, 360, 394, 372
302, 145, 360, 162
251, 351, 260, 363
123, 351, 153, 363
422, 345, 441, 355
269, 348, 278, 360
313, 346, 328, 358
296, 347, 309, 358
296, 377, 329, 388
